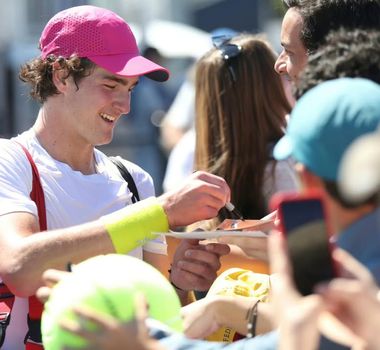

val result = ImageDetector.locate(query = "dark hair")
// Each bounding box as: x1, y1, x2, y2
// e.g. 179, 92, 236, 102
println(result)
282, 0, 380, 53
19, 56, 95, 103
295, 28, 380, 99
322, 179, 379, 208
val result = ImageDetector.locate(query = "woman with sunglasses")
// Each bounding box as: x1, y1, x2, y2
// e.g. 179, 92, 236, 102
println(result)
195, 34, 296, 226
193, 34, 297, 248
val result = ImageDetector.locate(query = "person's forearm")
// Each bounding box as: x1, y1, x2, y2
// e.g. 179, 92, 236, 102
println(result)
212, 296, 251, 334
212, 296, 275, 336
1, 198, 168, 297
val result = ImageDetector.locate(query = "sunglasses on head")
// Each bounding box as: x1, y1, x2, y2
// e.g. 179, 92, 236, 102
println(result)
212, 35, 242, 82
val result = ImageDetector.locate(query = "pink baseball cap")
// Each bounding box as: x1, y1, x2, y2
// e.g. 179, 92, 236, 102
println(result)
39, 5, 169, 82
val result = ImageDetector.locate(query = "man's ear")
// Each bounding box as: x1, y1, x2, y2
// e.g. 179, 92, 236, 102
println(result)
295, 163, 324, 190
51, 62, 68, 93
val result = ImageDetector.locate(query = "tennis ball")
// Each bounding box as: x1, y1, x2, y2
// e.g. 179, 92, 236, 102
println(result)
41, 254, 182, 350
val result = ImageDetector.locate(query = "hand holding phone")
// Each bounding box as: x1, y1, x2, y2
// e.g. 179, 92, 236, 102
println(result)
270, 191, 337, 295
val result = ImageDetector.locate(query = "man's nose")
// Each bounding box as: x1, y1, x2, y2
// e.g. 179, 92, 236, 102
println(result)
113, 91, 131, 115
274, 52, 287, 75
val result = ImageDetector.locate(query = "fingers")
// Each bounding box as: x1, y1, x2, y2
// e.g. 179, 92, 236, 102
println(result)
217, 236, 268, 260
59, 312, 97, 341
37, 269, 71, 303
222, 236, 268, 248
178, 255, 219, 282
72, 305, 117, 326
133, 293, 149, 338
192, 171, 231, 202
173, 268, 216, 291
205, 242, 231, 256
332, 249, 375, 285
268, 231, 300, 300
268, 231, 292, 278
160, 171, 231, 228
36, 286, 52, 304
180, 243, 229, 270
42, 269, 71, 288
318, 281, 361, 302
59, 306, 118, 349
171, 242, 229, 291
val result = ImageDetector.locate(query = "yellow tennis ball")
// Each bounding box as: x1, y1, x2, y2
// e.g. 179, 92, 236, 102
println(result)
41, 254, 182, 350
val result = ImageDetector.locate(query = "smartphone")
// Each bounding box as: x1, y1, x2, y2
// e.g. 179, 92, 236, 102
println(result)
270, 191, 337, 296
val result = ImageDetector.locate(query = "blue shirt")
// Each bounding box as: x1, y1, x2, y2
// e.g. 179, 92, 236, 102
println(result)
337, 207, 380, 283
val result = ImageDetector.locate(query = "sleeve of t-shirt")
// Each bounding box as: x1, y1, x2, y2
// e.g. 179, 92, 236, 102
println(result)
0, 139, 38, 218
118, 157, 168, 255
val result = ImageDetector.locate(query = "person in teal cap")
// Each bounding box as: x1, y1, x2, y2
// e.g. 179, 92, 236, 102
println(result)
273, 77, 380, 282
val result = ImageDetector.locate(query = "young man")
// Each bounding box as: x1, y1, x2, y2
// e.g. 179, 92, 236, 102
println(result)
48, 79, 380, 350
274, 0, 380, 81
0, 6, 231, 349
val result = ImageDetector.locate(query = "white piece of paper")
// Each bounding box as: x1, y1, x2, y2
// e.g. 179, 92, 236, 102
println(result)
156, 230, 268, 240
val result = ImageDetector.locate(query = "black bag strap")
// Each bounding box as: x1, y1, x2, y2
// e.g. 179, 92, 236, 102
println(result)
109, 157, 140, 203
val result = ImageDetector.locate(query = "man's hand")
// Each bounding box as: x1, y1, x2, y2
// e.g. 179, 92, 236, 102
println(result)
36, 269, 71, 303
170, 239, 230, 292
217, 236, 269, 261
317, 249, 380, 349
269, 231, 322, 350
158, 171, 230, 228
61, 294, 165, 350
181, 296, 222, 339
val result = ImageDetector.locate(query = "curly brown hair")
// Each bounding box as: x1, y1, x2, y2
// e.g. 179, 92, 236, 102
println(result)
19, 55, 95, 103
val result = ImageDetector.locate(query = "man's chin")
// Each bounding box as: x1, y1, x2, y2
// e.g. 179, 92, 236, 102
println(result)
95, 136, 113, 147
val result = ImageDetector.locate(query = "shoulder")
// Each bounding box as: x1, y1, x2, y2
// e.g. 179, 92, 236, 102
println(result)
117, 157, 155, 199
266, 158, 298, 190
0, 138, 33, 175
101, 154, 155, 199
112, 156, 153, 183
273, 158, 296, 174
0, 138, 36, 216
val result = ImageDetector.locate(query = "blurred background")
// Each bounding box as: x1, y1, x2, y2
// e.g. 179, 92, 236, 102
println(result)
0, 0, 286, 194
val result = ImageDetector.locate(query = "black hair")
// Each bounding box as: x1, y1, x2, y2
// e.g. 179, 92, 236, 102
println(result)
295, 28, 380, 99
282, 0, 380, 53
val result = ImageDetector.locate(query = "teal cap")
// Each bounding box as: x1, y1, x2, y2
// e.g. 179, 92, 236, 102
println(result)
274, 78, 380, 180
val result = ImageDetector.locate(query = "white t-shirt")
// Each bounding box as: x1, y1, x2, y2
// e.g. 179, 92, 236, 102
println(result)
0, 129, 166, 350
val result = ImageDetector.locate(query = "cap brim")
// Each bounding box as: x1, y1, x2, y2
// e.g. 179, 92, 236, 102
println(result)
273, 135, 294, 160
89, 54, 169, 82
339, 132, 380, 202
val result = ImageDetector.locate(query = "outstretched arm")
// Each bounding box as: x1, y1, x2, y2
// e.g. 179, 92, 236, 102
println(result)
0, 171, 230, 297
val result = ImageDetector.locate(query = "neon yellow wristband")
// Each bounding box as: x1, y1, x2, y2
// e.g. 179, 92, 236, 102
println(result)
101, 197, 169, 254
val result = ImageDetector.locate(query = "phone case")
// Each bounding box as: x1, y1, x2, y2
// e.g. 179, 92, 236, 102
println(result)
269, 190, 333, 237
269, 190, 339, 293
